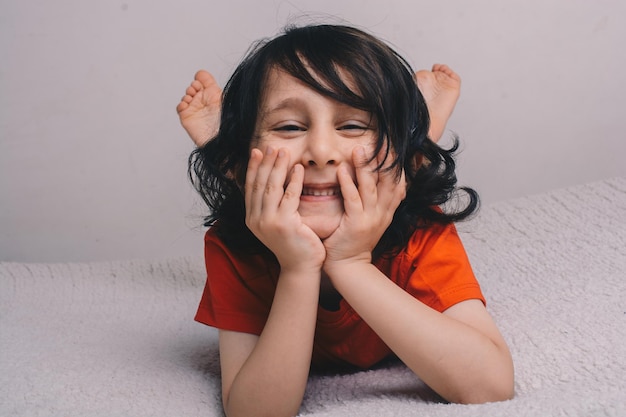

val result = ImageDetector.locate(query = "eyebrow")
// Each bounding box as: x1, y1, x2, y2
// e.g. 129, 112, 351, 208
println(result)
263, 97, 305, 115
264, 96, 371, 118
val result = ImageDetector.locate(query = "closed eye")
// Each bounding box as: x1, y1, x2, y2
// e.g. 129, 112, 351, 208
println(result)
338, 123, 372, 137
274, 124, 305, 132
339, 124, 369, 131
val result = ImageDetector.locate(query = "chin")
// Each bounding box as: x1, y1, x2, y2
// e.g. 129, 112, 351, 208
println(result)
303, 215, 341, 240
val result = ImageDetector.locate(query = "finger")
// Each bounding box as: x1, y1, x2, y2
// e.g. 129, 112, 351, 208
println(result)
263, 147, 290, 212
353, 144, 370, 169
336, 162, 360, 217
247, 146, 278, 218
375, 147, 406, 209
353, 146, 378, 211
280, 163, 304, 213
244, 148, 265, 220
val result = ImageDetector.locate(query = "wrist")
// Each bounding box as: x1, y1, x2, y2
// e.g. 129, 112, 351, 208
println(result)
274, 248, 325, 276
279, 263, 323, 280
323, 258, 375, 284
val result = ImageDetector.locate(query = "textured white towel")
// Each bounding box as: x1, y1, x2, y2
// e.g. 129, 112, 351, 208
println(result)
2, 177, 625, 417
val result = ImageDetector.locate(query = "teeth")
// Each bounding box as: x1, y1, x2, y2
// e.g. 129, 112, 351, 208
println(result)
302, 188, 339, 196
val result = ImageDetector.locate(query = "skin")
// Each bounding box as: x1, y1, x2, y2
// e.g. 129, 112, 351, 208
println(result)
414, 64, 461, 144
218, 69, 514, 417
176, 70, 222, 146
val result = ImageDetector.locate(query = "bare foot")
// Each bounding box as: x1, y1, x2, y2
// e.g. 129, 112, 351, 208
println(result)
176, 70, 222, 147
415, 64, 461, 143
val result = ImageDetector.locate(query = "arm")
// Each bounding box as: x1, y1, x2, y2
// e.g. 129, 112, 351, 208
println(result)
326, 263, 513, 403
220, 147, 325, 417
220, 268, 320, 417
324, 147, 514, 404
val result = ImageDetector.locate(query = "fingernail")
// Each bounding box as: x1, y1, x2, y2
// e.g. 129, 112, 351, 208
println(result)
265, 146, 274, 155
357, 146, 366, 158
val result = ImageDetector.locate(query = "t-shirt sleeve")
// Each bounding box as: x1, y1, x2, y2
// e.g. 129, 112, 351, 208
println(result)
399, 223, 485, 312
194, 229, 273, 335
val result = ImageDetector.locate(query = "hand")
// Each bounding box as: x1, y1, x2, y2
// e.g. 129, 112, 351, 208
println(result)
323, 146, 406, 271
245, 147, 326, 272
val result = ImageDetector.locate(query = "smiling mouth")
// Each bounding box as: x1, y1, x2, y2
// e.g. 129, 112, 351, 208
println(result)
301, 187, 341, 197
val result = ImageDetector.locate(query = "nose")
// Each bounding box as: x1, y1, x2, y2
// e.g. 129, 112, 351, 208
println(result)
301, 127, 341, 167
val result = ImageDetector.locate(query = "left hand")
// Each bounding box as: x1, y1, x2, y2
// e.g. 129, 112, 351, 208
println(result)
323, 145, 406, 270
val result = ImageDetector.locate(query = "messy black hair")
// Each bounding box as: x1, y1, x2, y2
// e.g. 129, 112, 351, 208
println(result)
189, 24, 478, 259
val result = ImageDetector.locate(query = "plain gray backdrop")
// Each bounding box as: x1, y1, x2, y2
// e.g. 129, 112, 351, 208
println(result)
1, 0, 625, 262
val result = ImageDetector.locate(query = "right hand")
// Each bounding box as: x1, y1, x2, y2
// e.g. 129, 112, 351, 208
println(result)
245, 147, 326, 273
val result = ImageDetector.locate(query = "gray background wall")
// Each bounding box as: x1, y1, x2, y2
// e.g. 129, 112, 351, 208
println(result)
1, 0, 625, 262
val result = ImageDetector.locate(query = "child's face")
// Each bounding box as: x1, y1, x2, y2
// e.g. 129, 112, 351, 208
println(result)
252, 68, 378, 239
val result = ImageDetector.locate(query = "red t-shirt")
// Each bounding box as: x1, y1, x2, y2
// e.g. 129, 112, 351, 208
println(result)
195, 222, 485, 369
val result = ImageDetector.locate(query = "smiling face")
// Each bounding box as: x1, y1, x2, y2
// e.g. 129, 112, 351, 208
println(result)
252, 68, 378, 239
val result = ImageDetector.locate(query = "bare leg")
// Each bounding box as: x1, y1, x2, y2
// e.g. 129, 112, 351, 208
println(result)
415, 64, 461, 143
176, 70, 222, 147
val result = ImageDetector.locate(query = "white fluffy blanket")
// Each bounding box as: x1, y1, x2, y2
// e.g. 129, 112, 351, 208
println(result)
2, 177, 625, 417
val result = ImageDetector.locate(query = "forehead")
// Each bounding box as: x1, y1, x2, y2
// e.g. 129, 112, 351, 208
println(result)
259, 69, 373, 124
260, 66, 361, 109
262, 68, 308, 98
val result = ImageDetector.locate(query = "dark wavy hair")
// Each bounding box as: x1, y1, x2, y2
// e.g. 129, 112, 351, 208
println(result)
189, 24, 478, 260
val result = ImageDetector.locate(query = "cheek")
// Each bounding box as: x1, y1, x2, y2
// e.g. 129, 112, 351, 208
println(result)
257, 139, 300, 156
349, 138, 378, 162
358, 135, 379, 158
